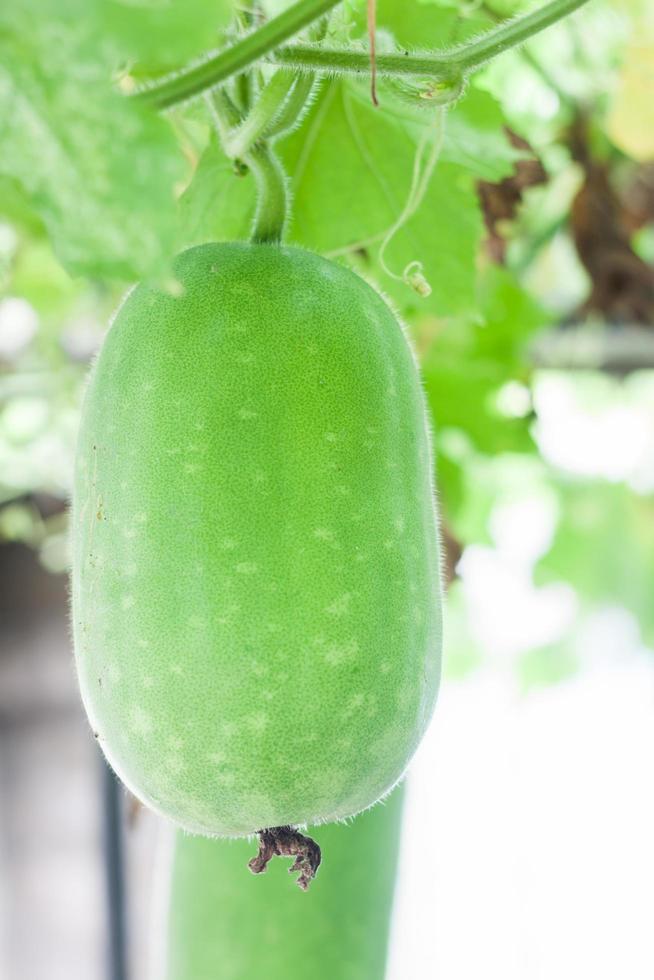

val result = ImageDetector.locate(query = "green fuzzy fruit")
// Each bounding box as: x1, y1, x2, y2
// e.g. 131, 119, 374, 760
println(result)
72, 243, 441, 836
161, 786, 404, 980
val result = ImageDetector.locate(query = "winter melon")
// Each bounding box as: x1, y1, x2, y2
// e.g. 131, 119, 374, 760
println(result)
72, 243, 441, 838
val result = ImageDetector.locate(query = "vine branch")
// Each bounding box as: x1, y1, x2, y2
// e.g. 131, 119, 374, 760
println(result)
135, 0, 341, 110
135, 0, 592, 112
273, 0, 590, 77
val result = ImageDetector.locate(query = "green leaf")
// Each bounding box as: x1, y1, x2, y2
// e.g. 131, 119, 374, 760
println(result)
103, 0, 235, 72
281, 79, 482, 316
474, 264, 549, 365
518, 640, 580, 689
0, 3, 186, 280
441, 87, 524, 181
535, 481, 654, 645
420, 266, 546, 461
178, 135, 253, 248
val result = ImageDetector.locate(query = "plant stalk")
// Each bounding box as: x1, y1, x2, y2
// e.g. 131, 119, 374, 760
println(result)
136, 0, 592, 111
224, 69, 298, 158
207, 89, 288, 245
135, 0, 341, 110
273, 0, 590, 77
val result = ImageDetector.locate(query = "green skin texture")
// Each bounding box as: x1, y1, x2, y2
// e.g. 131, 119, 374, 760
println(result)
161, 787, 404, 980
72, 243, 442, 836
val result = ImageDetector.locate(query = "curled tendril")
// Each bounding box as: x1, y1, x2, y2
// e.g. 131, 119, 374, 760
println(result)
378, 107, 447, 297
383, 74, 465, 112
403, 261, 432, 297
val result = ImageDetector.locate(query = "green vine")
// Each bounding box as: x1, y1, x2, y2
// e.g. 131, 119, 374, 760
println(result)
206, 81, 292, 245
136, 0, 341, 110
136, 0, 592, 112
223, 69, 299, 158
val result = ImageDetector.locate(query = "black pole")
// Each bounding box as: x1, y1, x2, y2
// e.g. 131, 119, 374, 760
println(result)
100, 752, 128, 980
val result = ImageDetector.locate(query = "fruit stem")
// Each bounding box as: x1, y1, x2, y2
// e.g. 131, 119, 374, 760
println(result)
248, 826, 322, 891
247, 143, 289, 244
207, 88, 289, 245
224, 69, 301, 159
262, 72, 316, 140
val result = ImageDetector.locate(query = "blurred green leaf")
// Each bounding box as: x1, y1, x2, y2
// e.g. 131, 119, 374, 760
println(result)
102, 0, 234, 71
518, 639, 580, 688
179, 135, 253, 247
281, 79, 482, 316
536, 481, 654, 645
0, 2, 187, 280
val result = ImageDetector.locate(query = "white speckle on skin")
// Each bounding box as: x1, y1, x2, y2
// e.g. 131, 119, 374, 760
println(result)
121, 594, 135, 610
142, 676, 155, 689
324, 639, 359, 667
380, 661, 392, 674
236, 562, 258, 575
137, 638, 150, 650
325, 593, 352, 617
130, 706, 153, 736
122, 527, 138, 540
170, 664, 184, 676
246, 712, 268, 734
165, 755, 185, 774
238, 408, 258, 420
342, 693, 365, 718
313, 527, 339, 547
215, 771, 235, 787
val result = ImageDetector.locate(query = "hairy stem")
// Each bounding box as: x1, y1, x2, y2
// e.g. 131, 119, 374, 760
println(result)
135, 0, 341, 110
247, 144, 289, 244
225, 69, 298, 158
137, 0, 591, 110
273, 0, 590, 77
263, 72, 316, 140
207, 89, 288, 245
450, 0, 590, 73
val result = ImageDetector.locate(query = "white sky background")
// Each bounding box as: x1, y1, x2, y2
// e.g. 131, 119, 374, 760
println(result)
388, 372, 654, 980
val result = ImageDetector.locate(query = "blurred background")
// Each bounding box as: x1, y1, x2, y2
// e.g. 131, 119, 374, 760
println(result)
1, 0, 653, 977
